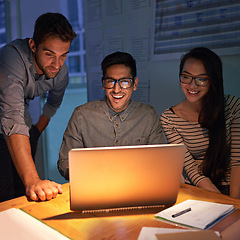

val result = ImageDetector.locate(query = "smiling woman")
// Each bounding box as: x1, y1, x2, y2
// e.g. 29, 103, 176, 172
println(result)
178, 57, 210, 112
160, 47, 240, 199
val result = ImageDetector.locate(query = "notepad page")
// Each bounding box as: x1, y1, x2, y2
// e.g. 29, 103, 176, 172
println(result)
155, 199, 235, 229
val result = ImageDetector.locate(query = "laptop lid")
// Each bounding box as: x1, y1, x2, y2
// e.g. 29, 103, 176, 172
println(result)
69, 144, 186, 211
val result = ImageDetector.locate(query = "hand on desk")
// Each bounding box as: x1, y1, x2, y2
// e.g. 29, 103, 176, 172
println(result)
25, 179, 63, 201
6, 134, 63, 201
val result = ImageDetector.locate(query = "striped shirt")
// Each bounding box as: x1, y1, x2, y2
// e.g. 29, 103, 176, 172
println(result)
160, 95, 240, 187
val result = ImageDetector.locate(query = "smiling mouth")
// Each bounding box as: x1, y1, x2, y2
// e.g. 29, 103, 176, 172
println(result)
112, 94, 124, 99
188, 89, 199, 95
49, 68, 59, 73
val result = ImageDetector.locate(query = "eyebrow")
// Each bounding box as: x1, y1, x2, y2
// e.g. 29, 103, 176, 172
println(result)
104, 77, 132, 79
182, 71, 208, 76
43, 48, 69, 55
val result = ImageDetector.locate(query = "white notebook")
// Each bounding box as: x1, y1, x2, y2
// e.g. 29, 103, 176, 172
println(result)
155, 199, 235, 229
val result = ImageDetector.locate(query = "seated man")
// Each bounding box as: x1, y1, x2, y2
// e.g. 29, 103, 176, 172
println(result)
58, 51, 166, 180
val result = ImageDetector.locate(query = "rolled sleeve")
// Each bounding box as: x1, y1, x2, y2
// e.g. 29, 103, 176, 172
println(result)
1, 121, 29, 137
0, 45, 30, 137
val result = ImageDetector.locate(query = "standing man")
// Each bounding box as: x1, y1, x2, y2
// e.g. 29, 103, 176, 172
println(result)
0, 12, 76, 202
58, 51, 166, 180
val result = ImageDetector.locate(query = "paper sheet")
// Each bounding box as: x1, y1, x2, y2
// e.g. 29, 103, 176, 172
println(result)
138, 227, 221, 240
138, 227, 196, 240
155, 230, 221, 240
0, 208, 69, 240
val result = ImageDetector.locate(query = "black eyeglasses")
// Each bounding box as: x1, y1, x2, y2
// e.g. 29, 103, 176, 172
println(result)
179, 74, 209, 87
102, 78, 134, 89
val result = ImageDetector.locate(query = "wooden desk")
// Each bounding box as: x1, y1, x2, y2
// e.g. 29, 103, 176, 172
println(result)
1, 183, 240, 240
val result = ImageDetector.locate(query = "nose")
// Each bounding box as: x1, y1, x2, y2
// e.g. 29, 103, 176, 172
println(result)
52, 57, 61, 69
189, 78, 198, 88
113, 81, 121, 92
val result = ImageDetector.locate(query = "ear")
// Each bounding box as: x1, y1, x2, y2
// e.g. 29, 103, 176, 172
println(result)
29, 39, 36, 53
133, 77, 138, 91
102, 81, 105, 90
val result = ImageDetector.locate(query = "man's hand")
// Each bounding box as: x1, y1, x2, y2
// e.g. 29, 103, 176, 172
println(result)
25, 179, 63, 201
6, 131, 63, 202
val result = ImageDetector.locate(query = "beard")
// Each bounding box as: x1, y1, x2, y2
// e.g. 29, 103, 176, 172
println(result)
34, 54, 61, 79
41, 65, 61, 79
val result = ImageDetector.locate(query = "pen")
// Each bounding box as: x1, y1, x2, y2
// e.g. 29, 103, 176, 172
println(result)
172, 207, 191, 218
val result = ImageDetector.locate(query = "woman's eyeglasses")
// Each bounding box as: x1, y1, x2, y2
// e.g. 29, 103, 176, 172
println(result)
179, 74, 209, 87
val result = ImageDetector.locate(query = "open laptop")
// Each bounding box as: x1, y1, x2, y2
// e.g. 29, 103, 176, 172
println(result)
69, 144, 186, 211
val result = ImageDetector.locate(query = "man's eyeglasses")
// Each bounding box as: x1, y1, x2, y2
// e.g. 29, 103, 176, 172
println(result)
102, 78, 134, 89
179, 74, 209, 87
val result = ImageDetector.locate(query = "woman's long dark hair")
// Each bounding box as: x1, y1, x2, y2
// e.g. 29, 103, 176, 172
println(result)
179, 47, 229, 187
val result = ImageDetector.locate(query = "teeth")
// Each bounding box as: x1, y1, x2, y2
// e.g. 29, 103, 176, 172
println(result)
188, 90, 198, 94
113, 95, 123, 99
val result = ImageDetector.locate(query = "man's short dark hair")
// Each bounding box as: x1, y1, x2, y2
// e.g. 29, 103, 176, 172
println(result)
32, 12, 76, 47
101, 51, 137, 78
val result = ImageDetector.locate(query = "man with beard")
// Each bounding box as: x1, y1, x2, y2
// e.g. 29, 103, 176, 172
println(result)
58, 51, 166, 181
0, 12, 76, 202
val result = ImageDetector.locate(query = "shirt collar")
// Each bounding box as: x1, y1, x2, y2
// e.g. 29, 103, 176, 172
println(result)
102, 96, 136, 122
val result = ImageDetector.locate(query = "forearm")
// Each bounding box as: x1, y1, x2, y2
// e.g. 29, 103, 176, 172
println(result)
197, 178, 221, 193
161, 123, 204, 185
35, 114, 50, 134
230, 167, 240, 199
6, 134, 40, 187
